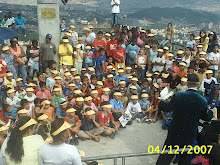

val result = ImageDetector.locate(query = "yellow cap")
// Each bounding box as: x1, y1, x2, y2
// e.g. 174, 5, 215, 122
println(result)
179, 62, 187, 67
74, 76, 81, 80
6, 72, 13, 77
128, 75, 133, 79
141, 93, 149, 98
0, 126, 9, 132
75, 97, 84, 102
102, 104, 112, 108
68, 29, 73, 33
51, 70, 58, 74
197, 45, 203, 48
130, 85, 137, 90
177, 50, 184, 54
69, 83, 76, 87
199, 51, 206, 55
168, 53, 174, 57
78, 37, 83, 41
205, 70, 213, 74
53, 88, 61, 92
118, 69, 124, 73
162, 73, 169, 78
60, 101, 68, 106
17, 109, 28, 114
153, 83, 160, 89
11, 38, 17, 42
148, 33, 154, 37
145, 45, 150, 49
7, 89, 15, 94
119, 80, 126, 85
105, 33, 111, 36
2, 46, 9, 51
147, 78, 152, 81
114, 92, 122, 96
70, 25, 75, 28
163, 46, 169, 50
28, 83, 37, 87
97, 81, 103, 86
131, 77, 138, 81
74, 89, 82, 94
16, 78, 23, 82
102, 87, 110, 92
200, 58, 207, 61
181, 77, 188, 82
88, 67, 95, 71
140, 30, 146, 33
19, 118, 37, 131
55, 76, 62, 80
91, 90, 98, 94
65, 32, 71, 37
38, 114, 49, 121
85, 110, 95, 115
26, 87, 34, 92
66, 108, 77, 113
107, 65, 113, 69
85, 46, 91, 50
75, 44, 81, 49
126, 66, 132, 70
62, 61, 68, 65
41, 100, 51, 105
131, 95, 138, 100
45, 136, 53, 143
154, 72, 160, 75
64, 72, 71, 77
82, 27, 90, 32
157, 49, 163, 52
195, 36, 201, 40
84, 96, 93, 102
88, 25, 93, 29
107, 74, 114, 78
70, 68, 77, 72
81, 68, 86, 71
62, 39, 69, 43
146, 73, 153, 77
52, 121, 71, 136
78, 150, 86, 158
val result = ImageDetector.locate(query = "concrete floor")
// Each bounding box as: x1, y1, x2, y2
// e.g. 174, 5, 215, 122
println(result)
77, 119, 174, 165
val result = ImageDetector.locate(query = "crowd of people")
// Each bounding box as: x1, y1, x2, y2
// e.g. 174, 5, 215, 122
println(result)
0, 9, 220, 164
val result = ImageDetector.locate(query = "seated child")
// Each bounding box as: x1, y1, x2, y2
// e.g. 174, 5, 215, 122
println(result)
36, 82, 51, 100
126, 95, 143, 121
6, 89, 21, 109
4, 104, 17, 120
139, 80, 150, 96
148, 90, 160, 123
126, 85, 137, 102
40, 100, 55, 122
90, 75, 97, 90
138, 93, 150, 122
36, 113, 51, 140
101, 87, 110, 102
161, 110, 173, 130
0, 105, 8, 124
20, 99, 35, 118
24, 87, 36, 107
74, 75, 82, 90
51, 87, 66, 109
127, 77, 140, 95
104, 74, 117, 90
176, 77, 188, 92
96, 81, 103, 98
60, 62, 69, 79
34, 98, 41, 114
110, 92, 125, 121
91, 90, 101, 109
79, 108, 104, 142
0, 125, 8, 147
46, 69, 57, 90
65, 82, 77, 101
3, 72, 16, 89
15, 83, 26, 99
73, 97, 84, 120
83, 96, 98, 113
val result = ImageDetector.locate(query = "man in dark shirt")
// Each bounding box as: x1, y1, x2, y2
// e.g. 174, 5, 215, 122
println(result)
167, 66, 181, 90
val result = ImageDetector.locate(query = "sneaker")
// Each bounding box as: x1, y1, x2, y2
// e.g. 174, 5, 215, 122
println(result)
74, 138, 79, 146
109, 132, 115, 139
136, 118, 142, 123
141, 116, 148, 122
24, 34, 26, 37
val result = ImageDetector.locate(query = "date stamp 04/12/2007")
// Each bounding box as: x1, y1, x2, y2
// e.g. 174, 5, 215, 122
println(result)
147, 145, 213, 155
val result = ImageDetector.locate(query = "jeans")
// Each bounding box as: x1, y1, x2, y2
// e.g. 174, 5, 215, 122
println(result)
15, 65, 27, 83
84, 62, 93, 71
132, 113, 143, 120
15, 25, 26, 35
29, 61, 39, 77
112, 13, 119, 28
160, 38, 171, 46
137, 67, 146, 81
162, 119, 172, 130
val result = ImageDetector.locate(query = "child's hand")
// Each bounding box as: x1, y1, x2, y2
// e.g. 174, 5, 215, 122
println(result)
120, 111, 125, 116
7, 116, 13, 119
93, 136, 100, 142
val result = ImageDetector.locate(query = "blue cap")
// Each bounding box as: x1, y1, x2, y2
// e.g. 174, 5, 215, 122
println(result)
46, 34, 52, 39
111, 32, 115, 37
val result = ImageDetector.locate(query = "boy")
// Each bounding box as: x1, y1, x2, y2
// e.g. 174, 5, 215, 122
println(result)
21, 98, 35, 118
24, 87, 36, 107
104, 74, 117, 90
65, 83, 77, 101
114, 69, 129, 85
152, 49, 165, 73
126, 39, 139, 66
73, 97, 84, 120
110, 92, 125, 121
97, 101, 119, 138
53, 76, 63, 93
95, 48, 107, 81
51, 87, 66, 109
4, 104, 17, 120
208, 44, 220, 77
112, 39, 126, 73
126, 85, 138, 102
46, 69, 57, 90
178, 62, 188, 78
103, 65, 116, 81
167, 66, 181, 90
196, 62, 208, 85
106, 32, 117, 57
93, 31, 106, 59
36, 82, 51, 100
127, 77, 140, 94
186, 34, 196, 49
126, 95, 142, 121
199, 70, 217, 105
165, 53, 174, 73
148, 90, 160, 123
60, 18, 67, 32
84, 67, 95, 81
91, 90, 101, 109
103, 56, 115, 72
3, 72, 16, 89
56, 98, 69, 118
83, 96, 98, 113
163, 46, 169, 60
139, 93, 150, 117
79, 108, 104, 142
74, 75, 82, 90
90, 75, 97, 90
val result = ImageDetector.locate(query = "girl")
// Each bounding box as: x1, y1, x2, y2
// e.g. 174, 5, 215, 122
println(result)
84, 46, 93, 71
43, 67, 50, 81
34, 98, 41, 114
207, 31, 218, 53
136, 49, 147, 81
182, 47, 193, 67
165, 53, 174, 73
160, 23, 174, 46
46, 69, 57, 90
125, 66, 132, 78
37, 72, 45, 87
91, 90, 101, 109
0, 54, 7, 82
24, 87, 36, 107
153, 72, 162, 84
101, 87, 110, 102
74, 44, 83, 74
176, 77, 188, 92
36, 81, 52, 100
40, 100, 55, 122
148, 40, 158, 72
137, 30, 146, 47
200, 30, 209, 51
15, 84, 26, 99
59, 62, 69, 79
29, 40, 39, 77
148, 90, 160, 123
83, 96, 98, 113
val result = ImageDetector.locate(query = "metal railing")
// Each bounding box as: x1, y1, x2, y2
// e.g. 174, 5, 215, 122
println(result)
81, 148, 195, 165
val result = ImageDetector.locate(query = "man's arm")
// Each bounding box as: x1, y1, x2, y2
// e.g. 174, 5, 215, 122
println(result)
200, 98, 213, 121
158, 94, 177, 112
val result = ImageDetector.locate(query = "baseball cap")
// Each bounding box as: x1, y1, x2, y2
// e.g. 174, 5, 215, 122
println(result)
46, 34, 52, 39
111, 32, 115, 37
188, 73, 199, 83
171, 66, 180, 73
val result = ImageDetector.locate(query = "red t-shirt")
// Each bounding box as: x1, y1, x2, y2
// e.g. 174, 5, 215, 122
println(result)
178, 71, 188, 78
97, 111, 114, 126
93, 39, 106, 58
107, 40, 117, 56
112, 48, 126, 63
92, 97, 101, 106
104, 80, 114, 90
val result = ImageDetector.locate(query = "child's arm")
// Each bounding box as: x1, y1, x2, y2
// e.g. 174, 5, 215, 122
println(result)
97, 64, 102, 72
132, 112, 140, 118
111, 120, 119, 132
161, 111, 168, 121
100, 96, 103, 102
32, 106, 36, 119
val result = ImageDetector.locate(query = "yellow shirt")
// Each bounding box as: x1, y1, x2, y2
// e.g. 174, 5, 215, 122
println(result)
58, 44, 73, 65
202, 37, 209, 51
196, 71, 206, 85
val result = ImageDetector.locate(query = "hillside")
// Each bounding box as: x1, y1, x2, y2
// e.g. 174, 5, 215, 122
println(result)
128, 7, 220, 25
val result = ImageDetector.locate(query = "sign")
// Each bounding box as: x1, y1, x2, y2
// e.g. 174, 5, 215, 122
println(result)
41, 8, 56, 18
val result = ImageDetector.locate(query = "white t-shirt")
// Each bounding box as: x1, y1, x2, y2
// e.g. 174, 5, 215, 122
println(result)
6, 96, 21, 106
208, 52, 220, 70
152, 55, 165, 72
6, 17, 15, 26
39, 143, 82, 165
111, 0, 120, 13
126, 101, 141, 114
165, 59, 174, 71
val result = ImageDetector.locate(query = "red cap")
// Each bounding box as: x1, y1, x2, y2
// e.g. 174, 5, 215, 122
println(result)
171, 66, 180, 73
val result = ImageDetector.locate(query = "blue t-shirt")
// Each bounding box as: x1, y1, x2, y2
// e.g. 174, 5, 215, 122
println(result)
110, 98, 124, 111
95, 55, 107, 71
150, 48, 158, 61
60, 23, 67, 32
186, 40, 196, 48
56, 107, 67, 117
126, 44, 139, 65
114, 74, 129, 85
15, 17, 25, 25
5, 107, 18, 119
139, 99, 150, 111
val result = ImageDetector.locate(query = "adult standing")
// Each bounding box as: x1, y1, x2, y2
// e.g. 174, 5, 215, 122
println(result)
39, 34, 57, 71
1, 116, 44, 165
156, 74, 213, 165
7, 11, 15, 27
207, 31, 218, 53
82, 27, 95, 47
160, 23, 174, 47
111, 0, 120, 28
14, 13, 27, 37
9, 38, 27, 83
39, 118, 82, 165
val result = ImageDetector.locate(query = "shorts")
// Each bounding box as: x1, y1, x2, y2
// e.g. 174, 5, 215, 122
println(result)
78, 127, 104, 136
